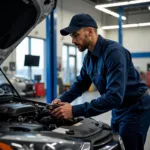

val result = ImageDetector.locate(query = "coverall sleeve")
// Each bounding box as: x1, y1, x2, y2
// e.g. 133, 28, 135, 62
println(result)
59, 55, 92, 103
72, 49, 129, 117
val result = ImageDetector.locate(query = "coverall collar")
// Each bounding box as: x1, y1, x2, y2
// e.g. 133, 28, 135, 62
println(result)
88, 35, 104, 57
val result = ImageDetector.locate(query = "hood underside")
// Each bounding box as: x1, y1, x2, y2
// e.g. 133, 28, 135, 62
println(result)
0, 0, 57, 65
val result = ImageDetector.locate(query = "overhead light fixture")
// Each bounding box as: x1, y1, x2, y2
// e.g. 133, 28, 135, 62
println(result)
95, 6, 126, 20
123, 24, 138, 28
95, 0, 150, 21
101, 22, 150, 30
139, 22, 150, 26
96, 0, 150, 8
102, 25, 119, 30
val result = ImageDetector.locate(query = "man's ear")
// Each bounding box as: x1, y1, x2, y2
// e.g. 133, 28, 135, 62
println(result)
88, 27, 93, 36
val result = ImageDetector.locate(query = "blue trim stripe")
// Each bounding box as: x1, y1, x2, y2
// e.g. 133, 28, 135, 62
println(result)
131, 52, 150, 58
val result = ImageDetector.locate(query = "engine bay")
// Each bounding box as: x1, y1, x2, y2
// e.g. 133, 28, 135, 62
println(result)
0, 98, 121, 150
0, 100, 83, 132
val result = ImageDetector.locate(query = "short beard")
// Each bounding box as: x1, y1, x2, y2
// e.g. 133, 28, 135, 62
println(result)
78, 34, 91, 52
78, 45, 87, 52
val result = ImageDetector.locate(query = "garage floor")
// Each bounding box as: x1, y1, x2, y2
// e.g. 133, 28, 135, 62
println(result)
32, 90, 150, 150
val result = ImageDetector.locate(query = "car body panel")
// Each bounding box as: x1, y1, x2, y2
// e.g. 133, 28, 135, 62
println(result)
0, 0, 57, 65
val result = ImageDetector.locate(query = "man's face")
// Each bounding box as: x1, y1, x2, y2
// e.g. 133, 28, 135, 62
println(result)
70, 28, 90, 52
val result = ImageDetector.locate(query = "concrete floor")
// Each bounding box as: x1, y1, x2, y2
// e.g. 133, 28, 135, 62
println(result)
32, 91, 150, 150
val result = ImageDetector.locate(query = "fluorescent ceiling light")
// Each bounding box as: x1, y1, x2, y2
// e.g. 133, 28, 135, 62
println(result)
102, 25, 119, 30
96, 0, 150, 8
123, 24, 138, 28
102, 22, 150, 30
95, 6, 126, 20
139, 22, 150, 26
95, 0, 150, 21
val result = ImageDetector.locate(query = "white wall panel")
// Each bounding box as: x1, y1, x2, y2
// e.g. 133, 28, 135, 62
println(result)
103, 12, 150, 26
28, 19, 46, 39
105, 27, 150, 52
132, 58, 150, 72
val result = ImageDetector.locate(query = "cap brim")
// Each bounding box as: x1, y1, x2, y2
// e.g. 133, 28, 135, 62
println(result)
60, 26, 82, 36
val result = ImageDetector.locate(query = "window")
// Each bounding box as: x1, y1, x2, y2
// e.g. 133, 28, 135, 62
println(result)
31, 38, 45, 82
62, 44, 85, 85
16, 37, 45, 82
16, 37, 29, 77
76, 50, 83, 76
62, 45, 69, 84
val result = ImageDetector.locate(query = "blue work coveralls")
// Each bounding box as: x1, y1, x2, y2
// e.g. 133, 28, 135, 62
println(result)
59, 35, 150, 150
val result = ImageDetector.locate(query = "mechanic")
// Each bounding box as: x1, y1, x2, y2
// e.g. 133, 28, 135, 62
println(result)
50, 13, 150, 150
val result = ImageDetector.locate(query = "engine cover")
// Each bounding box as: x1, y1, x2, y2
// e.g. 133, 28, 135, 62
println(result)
0, 122, 46, 132
0, 103, 36, 116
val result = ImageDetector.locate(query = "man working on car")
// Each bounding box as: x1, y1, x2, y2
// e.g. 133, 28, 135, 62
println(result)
50, 13, 150, 150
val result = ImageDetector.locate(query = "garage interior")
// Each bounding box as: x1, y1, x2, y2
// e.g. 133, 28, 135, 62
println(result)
0, 0, 150, 149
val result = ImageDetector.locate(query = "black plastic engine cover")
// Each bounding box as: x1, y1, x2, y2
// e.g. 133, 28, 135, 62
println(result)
52, 118, 113, 148
0, 122, 46, 132
0, 103, 36, 116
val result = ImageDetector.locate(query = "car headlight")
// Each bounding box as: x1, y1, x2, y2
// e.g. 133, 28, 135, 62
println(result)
81, 142, 91, 150
0, 134, 91, 150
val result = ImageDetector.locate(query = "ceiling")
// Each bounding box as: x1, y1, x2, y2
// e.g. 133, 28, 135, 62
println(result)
86, 0, 150, 15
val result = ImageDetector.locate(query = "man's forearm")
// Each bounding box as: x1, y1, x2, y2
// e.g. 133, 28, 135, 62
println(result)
59, 80, 91, 103
59, 85, 84, 103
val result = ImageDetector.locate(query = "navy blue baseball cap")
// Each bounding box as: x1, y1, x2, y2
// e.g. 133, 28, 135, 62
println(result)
60, 13, 98, 36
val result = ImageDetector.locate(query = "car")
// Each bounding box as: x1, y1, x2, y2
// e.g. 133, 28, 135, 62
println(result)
0, 0, 125, 150
0, 74, 35, 97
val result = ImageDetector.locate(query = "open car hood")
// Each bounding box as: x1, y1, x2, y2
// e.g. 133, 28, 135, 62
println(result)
0, 0, 57, 65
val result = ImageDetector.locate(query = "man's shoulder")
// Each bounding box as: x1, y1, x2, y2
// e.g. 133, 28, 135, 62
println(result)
103, 39, 131, 60
105, 39, 121, 49
104, 38, 129, 54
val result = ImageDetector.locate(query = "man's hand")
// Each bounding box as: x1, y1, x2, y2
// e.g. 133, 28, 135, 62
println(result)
51, 102, 73, 119
52, 98, 61, 104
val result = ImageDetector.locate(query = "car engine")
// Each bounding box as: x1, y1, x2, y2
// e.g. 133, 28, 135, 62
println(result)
0, 100, 124, 150
0, 101, 81, 132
